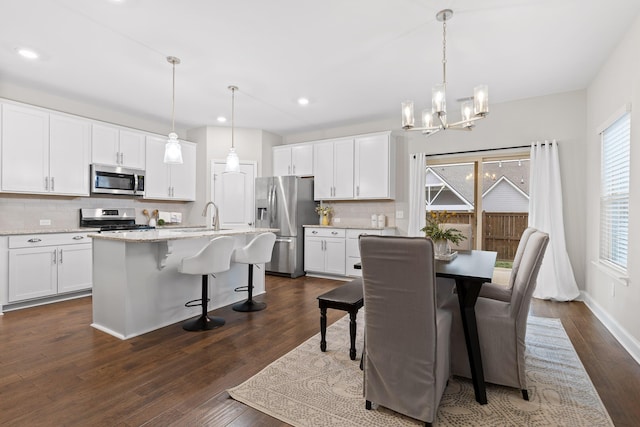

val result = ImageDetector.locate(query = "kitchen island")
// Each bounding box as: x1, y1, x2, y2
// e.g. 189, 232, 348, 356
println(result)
89, 227, 277, 339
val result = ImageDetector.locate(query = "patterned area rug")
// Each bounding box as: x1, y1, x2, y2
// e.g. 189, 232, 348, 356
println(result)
228, 316, 613, 426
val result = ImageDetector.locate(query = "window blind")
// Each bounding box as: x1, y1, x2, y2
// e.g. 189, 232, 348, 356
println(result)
600, 112, 630, 270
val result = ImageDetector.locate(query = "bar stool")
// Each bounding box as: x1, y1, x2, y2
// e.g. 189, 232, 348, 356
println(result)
232, 232, 276, 312
178, 236, 235, 331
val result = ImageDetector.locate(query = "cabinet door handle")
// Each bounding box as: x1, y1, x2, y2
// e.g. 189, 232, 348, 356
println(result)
44, 177, 49, 191
116, 152, 120, 164
59, 249, 63, 264
72, 236, 84, 240
293, 165, 296, 174
27, 238, 42, 243
51, 177, 55, 192
120, 152, 124, 164
288, 165, 291, 174
53, 249, 57, 264
356, 185, 359, 196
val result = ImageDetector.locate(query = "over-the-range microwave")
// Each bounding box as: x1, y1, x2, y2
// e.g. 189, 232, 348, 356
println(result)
91, 164, 145, 196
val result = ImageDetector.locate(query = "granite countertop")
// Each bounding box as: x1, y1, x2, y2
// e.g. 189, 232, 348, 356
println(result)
302, 225, 396, 230
0, 227, 100, 236
89, 227, 279, 243
0, 224, 209, 236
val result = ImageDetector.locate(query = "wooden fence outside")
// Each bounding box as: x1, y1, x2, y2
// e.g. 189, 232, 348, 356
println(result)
482, 212, 529, 261
428, 211, 529, 261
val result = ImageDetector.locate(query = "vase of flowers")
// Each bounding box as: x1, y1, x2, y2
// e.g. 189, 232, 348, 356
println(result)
315, 205, 333, 226
421, 210, 467, 256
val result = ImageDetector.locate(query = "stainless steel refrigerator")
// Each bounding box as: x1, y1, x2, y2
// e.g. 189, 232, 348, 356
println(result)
255, 176, 315, 278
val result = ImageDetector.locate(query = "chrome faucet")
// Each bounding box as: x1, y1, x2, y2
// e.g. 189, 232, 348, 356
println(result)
202, 201, 220, 231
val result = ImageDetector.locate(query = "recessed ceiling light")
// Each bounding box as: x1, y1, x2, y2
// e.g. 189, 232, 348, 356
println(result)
17, 48, 39, 60
217, 116, 227, 123
297, 97, 309, 106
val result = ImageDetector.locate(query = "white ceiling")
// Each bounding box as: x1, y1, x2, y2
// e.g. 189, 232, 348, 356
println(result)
2, 0, 639, 136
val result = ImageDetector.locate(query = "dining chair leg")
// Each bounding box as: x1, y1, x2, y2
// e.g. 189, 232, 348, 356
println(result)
521, 389, 529, 400
365, 400, 372, 410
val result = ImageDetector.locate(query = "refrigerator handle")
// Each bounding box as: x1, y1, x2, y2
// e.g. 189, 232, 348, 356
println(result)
272, 185, 278, 224
267, 184, 273, 224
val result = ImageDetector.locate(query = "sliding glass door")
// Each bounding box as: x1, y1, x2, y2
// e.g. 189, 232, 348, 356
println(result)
426, 153, 530, 265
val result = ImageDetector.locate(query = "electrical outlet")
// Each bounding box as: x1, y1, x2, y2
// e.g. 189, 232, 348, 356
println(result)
40, 219, 51, 226
333, 217, 341, 223
396, 210, 404, 219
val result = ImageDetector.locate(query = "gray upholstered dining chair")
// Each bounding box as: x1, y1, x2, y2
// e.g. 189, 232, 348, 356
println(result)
359, 235, 451, 426
441, 223, 473, 251
477, 227, 537, 302
442, 229, 549, 400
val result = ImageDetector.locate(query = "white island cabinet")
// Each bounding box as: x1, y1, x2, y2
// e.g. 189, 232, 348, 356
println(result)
90, 227, 277, 339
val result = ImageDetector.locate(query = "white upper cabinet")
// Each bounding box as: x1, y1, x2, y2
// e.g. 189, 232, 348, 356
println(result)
144, 136, 196, 201
313, 138, 354, 200
49, 114, 91, 195
92, 123, 145, 169
1, 104, 90, 196
354, 131, 395, 199
272, 144, 313, 176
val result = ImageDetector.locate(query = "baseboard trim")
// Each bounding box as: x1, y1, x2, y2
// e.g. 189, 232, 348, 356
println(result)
580, 290, 640, 366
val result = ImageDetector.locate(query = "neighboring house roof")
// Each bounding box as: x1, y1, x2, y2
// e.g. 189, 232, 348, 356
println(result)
425, 159, 530, 212
425, 167, 474, 210
482, 176, 530, 212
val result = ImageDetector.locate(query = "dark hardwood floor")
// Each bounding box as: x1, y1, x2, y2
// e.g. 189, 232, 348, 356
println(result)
1, 275, 639, 426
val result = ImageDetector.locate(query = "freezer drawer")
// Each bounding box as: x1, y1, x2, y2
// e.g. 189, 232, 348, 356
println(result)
266, 236, 304, 278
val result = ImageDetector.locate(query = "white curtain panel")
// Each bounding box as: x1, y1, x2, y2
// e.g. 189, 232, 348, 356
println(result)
529, 141, 579, 301
408, 153, 427, 237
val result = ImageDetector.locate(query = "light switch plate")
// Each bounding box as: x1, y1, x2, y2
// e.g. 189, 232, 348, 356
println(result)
396, 211, 404, 219
333, 217, 341, 223
40, 219, 51, 226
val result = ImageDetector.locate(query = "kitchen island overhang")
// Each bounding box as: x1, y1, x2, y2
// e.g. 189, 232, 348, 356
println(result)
89, 227, 278, 339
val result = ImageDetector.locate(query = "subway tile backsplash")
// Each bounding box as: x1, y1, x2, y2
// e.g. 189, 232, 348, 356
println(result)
318, 200, 396, 227
0, 194, 194, 231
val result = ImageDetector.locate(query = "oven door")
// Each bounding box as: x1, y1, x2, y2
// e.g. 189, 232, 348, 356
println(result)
91, 164, 145, 196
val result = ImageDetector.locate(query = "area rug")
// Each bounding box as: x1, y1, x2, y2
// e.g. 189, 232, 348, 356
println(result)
228, 316, 613, 426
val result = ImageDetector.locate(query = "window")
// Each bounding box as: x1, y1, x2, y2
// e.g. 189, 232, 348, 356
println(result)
600, 112, 630, 271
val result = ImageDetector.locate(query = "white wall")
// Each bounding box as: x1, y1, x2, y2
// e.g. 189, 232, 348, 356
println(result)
0, 81, 180, 136
185, 126, 282, 226
585, 14, 640, 357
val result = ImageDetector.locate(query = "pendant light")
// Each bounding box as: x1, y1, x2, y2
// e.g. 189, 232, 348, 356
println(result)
164, 56, 183, 164
225, 85, 240, 172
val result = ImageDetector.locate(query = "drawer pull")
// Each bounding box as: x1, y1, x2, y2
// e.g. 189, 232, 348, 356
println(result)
312, 230, 318, 234
72, 236, 85, 240
27, 238, 42, 243
331, 231, 338, 235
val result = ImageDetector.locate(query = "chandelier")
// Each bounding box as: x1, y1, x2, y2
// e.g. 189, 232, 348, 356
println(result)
402, 9, 489, 136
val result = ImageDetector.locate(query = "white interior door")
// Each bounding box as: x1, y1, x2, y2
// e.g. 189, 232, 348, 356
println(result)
211, 160, 256, 228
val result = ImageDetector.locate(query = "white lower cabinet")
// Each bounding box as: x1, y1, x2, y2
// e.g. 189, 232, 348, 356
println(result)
346, 229, 385, 277
304, 227, 396, 278
7, 233, 92, 303
304, 228, 346, 275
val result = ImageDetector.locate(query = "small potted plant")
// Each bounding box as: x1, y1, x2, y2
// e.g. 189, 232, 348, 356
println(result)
315, 204, 333, 226
421, 210, 466, 256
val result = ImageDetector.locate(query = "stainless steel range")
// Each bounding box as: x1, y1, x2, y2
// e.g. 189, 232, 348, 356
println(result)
80, 208, 154, 232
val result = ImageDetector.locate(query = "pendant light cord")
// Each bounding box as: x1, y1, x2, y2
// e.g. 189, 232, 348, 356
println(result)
442, 18, 447, 87
171, 61, 176, 133
229, 85, 237, 149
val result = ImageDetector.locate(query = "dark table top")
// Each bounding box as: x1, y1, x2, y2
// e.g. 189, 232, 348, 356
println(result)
434, 250, 497, 282
354, 250, 497, 282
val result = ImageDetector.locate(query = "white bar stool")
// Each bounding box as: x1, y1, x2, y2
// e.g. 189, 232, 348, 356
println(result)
232, 232, 276, 312
178, 236, 235, 331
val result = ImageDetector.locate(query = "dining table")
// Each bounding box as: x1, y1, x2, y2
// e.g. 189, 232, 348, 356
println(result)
354, 249, 497, 405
